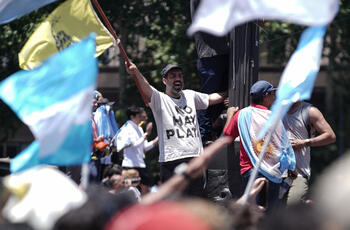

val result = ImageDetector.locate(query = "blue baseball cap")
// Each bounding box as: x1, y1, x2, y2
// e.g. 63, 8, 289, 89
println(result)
250, 80, 276, 97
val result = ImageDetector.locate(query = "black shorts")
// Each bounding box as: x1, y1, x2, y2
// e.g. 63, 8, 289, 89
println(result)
160, 157, 206, 198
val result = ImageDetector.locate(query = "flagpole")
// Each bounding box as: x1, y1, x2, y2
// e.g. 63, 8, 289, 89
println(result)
91, 0, 149, 106
240, 110, 281, 205
81, 163, 89, 190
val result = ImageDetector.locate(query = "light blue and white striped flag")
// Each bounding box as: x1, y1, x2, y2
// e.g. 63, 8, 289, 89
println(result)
0, 0, 57, 25
258, 26, 327, 139
0, 34, 98, 173
238, 106, 295, 183
188, 0, 338, 36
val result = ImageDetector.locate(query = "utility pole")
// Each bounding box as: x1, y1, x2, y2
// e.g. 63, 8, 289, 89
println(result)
227, 21, 259, 197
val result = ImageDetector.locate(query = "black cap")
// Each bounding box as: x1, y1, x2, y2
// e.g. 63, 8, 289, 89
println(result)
161, 64, 182, 78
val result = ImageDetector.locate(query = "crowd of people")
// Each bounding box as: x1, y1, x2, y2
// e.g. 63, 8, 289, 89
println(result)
0, 57, 344, 230
0, 1, 340, 226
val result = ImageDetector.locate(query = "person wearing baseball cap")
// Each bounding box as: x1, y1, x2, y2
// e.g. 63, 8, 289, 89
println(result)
249, 80, 277, 105
221, 80, 295, 211
125, 61, 227, 198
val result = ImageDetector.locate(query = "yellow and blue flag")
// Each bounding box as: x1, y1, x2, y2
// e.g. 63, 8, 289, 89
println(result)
18, 0, 114, 70
0, 34, 98, 173
0, 0, 57, 25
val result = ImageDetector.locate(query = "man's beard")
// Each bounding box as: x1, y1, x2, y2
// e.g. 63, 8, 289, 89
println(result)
170, 86, 182, 94
171, 81, 183, 93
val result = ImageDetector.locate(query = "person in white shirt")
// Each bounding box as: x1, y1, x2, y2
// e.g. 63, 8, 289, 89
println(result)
117, 106, 158, 193
125, 61, 226, 197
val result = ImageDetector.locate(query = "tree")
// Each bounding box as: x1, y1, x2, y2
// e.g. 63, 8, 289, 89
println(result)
99, 0, 198, 108
0, 3, 61, 142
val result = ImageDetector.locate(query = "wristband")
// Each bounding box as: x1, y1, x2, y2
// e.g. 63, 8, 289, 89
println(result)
174, 163, 192, 181
305, 139, 311, 147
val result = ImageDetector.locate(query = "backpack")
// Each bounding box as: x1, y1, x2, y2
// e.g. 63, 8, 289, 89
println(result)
300, 102, 312, 138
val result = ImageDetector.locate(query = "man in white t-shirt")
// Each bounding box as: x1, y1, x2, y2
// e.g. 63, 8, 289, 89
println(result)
125, 61, 226, 197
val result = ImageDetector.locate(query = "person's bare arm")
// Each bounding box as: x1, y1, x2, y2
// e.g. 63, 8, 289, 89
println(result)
151, 137, 159, 146
223, 106, 239, 130
141, 175, 187, 205
125, 61, 153, 103
236, 177, 267, 206
141, 136, 233, 204
185, 135, 234, 178
308, 106, 336, 146
291, 106, 336, 149
208, 91, 227, 105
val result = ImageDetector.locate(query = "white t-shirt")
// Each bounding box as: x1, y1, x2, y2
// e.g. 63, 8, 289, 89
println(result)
117, 120, 154, 168
149, 87, 209, 162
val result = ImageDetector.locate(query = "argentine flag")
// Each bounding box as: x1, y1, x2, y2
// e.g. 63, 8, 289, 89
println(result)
0, 34, 98, 173
259, 26, 327, 138
238, 107, 295, 183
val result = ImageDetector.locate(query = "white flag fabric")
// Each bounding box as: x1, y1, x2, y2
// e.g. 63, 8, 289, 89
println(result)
258, 26, 327, 138
188, 0, 338, 36
2, 166, 87, 230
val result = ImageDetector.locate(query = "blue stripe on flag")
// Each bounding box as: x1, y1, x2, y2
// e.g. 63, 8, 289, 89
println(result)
10, 122, 92, 172
296, 26, 327, 51
0, 0, 57, 25
10, 142, 40, 173
0, 37, 97, 119
43, 122, 92, 165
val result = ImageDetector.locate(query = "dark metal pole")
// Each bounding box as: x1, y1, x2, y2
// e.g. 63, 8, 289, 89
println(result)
227, 21, 259, 198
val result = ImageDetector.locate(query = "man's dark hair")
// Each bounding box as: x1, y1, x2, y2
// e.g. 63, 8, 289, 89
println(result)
126, 106, 144, 119
102, 164, 123, 179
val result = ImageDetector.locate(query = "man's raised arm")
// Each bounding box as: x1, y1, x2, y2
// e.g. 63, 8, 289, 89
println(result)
125, 61, 153, 103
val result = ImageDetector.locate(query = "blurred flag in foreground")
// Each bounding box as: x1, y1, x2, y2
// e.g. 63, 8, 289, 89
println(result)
0, 34, 98, 173
18, 0, 114, 70
0, 0, 56, 25
2, 166, 87, 230
258, 26, 327, 139
188, 0, 338, 36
